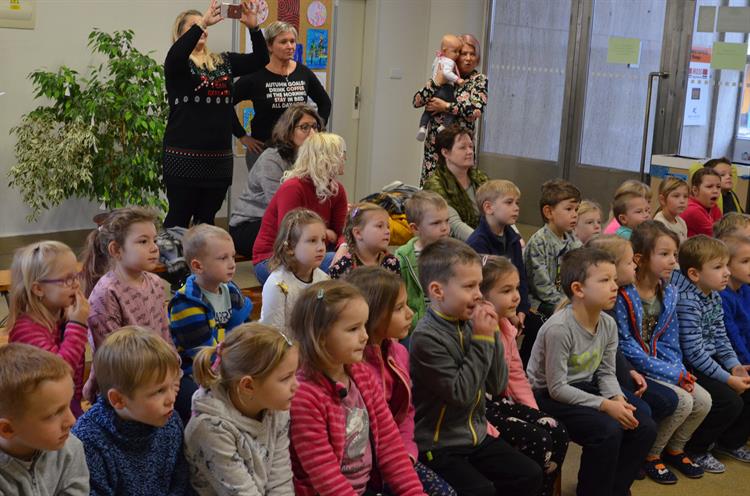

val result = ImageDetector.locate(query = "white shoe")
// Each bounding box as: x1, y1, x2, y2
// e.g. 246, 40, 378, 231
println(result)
416, 126, 427, 142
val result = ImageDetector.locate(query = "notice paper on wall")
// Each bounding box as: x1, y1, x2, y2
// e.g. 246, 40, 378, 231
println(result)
607, 37, 641, 65
717, 6, 750, 33
697, 6, 716, 33
1, 0, 35, 29
711, 42, 749, 71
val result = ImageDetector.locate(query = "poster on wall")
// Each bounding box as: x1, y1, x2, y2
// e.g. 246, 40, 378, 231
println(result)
684, 49, 711, 127
0, 0, 35, 29
235, 0, 334, 156
305, 29, 328, 69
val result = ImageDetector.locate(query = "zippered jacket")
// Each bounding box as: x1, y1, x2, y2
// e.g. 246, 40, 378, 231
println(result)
410, 308, 507, 453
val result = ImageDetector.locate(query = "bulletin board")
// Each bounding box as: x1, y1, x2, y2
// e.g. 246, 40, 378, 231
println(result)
235, 0, 334, 155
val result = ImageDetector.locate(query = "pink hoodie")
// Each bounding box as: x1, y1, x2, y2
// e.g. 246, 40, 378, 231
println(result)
497, 317, 538, 409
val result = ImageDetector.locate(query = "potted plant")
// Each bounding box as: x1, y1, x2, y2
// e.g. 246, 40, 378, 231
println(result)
9, 28, 168, 221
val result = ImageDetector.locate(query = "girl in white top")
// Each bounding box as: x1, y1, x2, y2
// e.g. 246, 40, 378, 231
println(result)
653, 177, 689, 244
185, 323, 298, 495
260, 208, 329, 332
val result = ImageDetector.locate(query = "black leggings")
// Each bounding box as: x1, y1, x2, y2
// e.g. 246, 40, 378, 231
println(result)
229, 219, 262, 259
163, 181, 228, 228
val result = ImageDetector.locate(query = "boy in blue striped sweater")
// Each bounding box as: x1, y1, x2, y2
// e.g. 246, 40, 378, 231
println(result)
673, 235, 750, 472
168, 225, 252, 423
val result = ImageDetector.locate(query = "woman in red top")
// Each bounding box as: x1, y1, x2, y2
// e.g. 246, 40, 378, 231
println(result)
252, 132, 348, 284
680, 168, 722, 238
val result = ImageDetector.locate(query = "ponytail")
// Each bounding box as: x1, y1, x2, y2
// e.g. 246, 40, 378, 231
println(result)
80, 207, 158, 296
192, 342, 222, 389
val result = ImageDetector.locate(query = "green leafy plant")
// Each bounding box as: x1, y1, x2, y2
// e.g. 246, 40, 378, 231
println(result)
10, 29, 167, 221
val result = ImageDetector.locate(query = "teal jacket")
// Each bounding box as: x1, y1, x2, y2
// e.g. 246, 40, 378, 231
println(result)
395, 237, 426, 332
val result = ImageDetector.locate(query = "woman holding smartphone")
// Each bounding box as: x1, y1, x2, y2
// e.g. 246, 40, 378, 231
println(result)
163, 0, 268, 228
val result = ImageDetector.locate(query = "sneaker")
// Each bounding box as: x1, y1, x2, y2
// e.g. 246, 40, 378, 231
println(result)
714, 445, 750, 463
663, 451, 704, 478
643, 458, 678, 485
416, 127, 427, 142
691, 452, 726, 474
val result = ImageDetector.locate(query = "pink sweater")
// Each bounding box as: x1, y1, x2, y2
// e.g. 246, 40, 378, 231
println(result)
9, 315, 87, 417
362, 340, 418, 459
498, 317, 538, 409
87, 271, 171, 350
290, 364, 425, 496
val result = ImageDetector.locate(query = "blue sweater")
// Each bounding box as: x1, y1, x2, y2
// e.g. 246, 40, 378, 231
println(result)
72, 398, 191, 496
168, 275, 252, 375
466, 216, 530, 314
672, 271, 741, 382
613, 283, 689, 385
719, 284, 750, 364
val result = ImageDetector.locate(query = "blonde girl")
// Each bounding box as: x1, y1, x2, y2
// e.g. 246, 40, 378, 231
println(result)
604, 180, 653, 234
653, 177, 689, 244
288, 280, 426, 496
185, 323, 299, 495
8, 241, 89, 417
575, 200, 603, 244
328, 202, 401, 279
346, 267, 456, 496
613, 221, 711, 483
478, 256, 568, 496
82, 207, 172, 401
252, 132, 349, 284
163, 0, 267, 228
260, 209, 330, 332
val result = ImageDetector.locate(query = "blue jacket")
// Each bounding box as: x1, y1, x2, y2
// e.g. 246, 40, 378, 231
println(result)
466, 216, 530, 314
720, 284, 750, 364
72, 398, 191, 496
168, 275, 252, 375
672, 270, 741, 382
613, 283, 689, 385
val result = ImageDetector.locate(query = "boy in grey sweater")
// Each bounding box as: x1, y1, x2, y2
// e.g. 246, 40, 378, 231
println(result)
410, 238, 542, 495
0, 344, 89, 495
527, 247, 656, 496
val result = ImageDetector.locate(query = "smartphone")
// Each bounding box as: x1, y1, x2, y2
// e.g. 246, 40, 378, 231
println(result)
220, 3, 242, 19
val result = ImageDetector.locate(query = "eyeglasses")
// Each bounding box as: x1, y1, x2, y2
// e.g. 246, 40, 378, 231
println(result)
38, 272, 82, 288
295, 123, 320, 132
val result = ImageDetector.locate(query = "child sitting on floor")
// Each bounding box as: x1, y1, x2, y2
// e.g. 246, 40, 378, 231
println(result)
411, 238, 542, 495
395, 191, 451, 332
680, 168, 722, 238
604, 180, 653, 235
8, 241, 89, 417
673, 235, 750, 471
0, 344, 89, 495
526, 247, 657, 496
185, 323, 298, 495
614, 191, 652, 240
704, 157, 743, 214
654, 176, 689, 244
72, 327, 190, 495
329, 202, 400, 279
168, 224, 253, 423
575, 200, 602, 244
260, 209, 330, 332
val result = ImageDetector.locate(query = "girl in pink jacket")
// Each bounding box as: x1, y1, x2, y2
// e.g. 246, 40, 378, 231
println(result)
288, 279, 426, 496
480, 255, 569, 496
347, 267, 456, 496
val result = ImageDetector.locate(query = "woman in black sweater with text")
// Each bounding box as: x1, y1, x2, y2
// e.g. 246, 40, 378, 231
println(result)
163, 0, 268, 228
233, 21, 332, 171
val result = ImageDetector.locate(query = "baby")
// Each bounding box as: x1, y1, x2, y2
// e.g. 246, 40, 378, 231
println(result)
417, 34, 464, 141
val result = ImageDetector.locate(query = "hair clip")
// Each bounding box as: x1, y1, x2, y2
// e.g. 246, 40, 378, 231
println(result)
317, 288, 325, 300
482, 255, 489, 267
211, 341, 224, 372
279, 331, 293, 347
350, 207, 360, 219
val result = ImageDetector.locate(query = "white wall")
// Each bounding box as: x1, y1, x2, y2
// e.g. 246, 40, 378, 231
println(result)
0, 0, 486, 237
356, 0, 487, 197
0, 0, 235, 236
